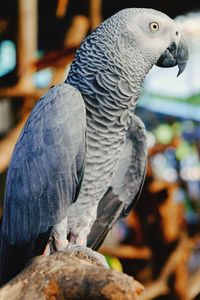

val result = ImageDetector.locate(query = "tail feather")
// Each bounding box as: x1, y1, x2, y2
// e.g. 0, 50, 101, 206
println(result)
0, 225, 51, 286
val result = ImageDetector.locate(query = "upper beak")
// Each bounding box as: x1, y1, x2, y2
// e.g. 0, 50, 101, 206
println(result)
156, 37, 189, 77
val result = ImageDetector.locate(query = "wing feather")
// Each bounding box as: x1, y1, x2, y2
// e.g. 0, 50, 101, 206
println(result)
87, 115, 147, 249
1, 83, 86, 245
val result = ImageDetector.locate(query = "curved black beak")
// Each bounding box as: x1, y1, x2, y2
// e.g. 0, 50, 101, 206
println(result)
156, 37, 189, 77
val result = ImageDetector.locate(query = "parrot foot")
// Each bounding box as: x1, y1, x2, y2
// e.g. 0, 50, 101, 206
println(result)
43, 236, 69, 256
64, 244, 109, 269
43, 217, 69, 256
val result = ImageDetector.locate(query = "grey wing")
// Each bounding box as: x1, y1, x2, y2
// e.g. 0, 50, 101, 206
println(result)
2, 83, 86, 245
87, 115, 147, 250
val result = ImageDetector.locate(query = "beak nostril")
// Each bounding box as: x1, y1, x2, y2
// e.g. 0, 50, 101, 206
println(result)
176, 31, 179, 36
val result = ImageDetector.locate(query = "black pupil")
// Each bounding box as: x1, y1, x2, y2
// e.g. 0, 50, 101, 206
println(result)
153, 24, 157, 29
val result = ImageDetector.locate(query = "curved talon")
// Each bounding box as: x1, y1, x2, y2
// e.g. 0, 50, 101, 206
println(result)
43, 234, 69, 255
68, 233, 77, 245
43, 242, 51, 256
68, 232, 86, 246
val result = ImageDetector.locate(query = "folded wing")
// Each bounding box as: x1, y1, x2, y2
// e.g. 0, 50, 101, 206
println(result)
0, 83, 86, 284
87, 115, 147, 250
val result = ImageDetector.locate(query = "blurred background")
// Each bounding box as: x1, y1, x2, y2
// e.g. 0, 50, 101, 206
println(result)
0, 1, 200, 299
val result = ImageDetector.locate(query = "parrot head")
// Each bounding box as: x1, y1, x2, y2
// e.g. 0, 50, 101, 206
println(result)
67, 8, 189, 97
115, 8, 189, 76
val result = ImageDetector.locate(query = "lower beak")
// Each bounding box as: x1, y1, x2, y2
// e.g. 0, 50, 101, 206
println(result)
156, 37, 189, 76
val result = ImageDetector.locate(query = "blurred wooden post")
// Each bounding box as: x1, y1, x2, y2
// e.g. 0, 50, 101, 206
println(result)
56, 0, 69, 18
17, 0, 37, 89
90, 0, 102, 29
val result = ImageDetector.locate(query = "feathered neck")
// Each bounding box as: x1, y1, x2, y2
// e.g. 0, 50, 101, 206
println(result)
65, 13, 153, 117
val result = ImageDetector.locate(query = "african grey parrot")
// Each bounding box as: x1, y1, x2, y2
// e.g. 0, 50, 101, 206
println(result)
0, 8, 188, 285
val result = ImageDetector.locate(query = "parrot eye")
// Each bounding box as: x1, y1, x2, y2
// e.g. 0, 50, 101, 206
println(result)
149, 22, 159, 32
